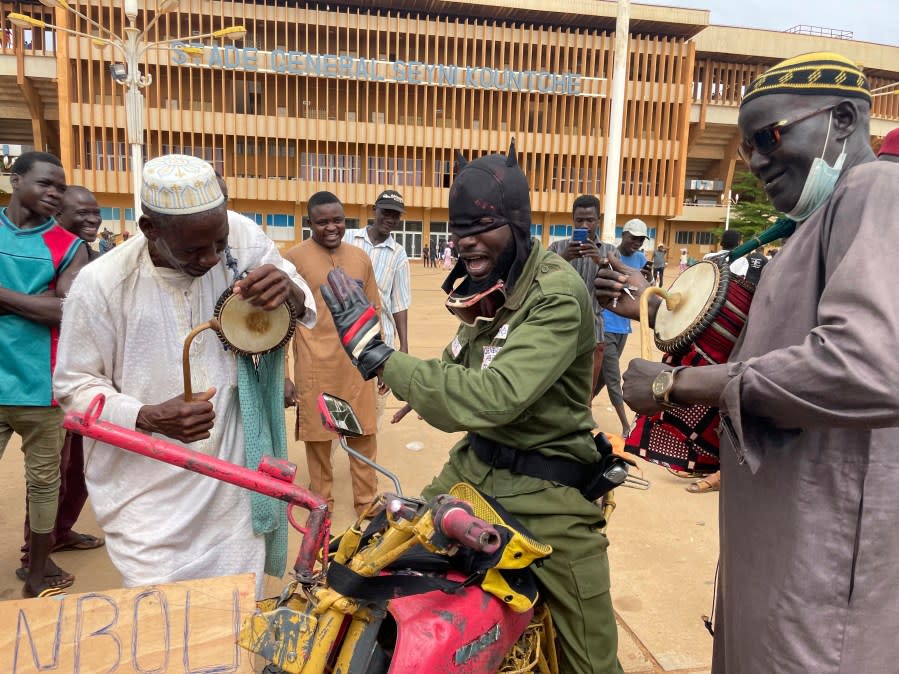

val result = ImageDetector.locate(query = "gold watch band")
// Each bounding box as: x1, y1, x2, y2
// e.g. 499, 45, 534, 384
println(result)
658, 365, 687, 406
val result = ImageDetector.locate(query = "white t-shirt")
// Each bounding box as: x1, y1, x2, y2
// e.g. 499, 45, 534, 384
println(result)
703, 249, 749, 277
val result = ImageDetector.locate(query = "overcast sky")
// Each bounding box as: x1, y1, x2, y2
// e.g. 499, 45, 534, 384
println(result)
639, 0, 897, 47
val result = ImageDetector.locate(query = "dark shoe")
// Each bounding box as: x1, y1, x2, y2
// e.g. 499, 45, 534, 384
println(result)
15, 559, 75, 589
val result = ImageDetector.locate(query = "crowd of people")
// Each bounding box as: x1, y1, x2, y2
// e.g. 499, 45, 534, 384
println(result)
1, 48, 898, 674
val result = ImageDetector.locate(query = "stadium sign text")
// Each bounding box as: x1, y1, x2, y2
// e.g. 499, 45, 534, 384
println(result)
171, 44, 586, 96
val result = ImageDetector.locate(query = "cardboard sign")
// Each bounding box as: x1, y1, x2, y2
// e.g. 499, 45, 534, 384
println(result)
0, 574, 258, 673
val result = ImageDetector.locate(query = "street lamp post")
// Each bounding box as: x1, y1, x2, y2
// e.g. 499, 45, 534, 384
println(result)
122, 0, 151, 222
601, 0, 630, 245
723, 190, 740, 230
8, 1, 245, 220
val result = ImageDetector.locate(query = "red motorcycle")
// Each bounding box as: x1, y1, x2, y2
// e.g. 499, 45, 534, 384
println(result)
64, 393, 646, 673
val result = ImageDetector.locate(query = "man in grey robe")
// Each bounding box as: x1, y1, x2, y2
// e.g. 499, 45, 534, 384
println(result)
596, 52, 899, 672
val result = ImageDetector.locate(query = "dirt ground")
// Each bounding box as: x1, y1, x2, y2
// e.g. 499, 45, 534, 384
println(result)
0, 260, 717, 673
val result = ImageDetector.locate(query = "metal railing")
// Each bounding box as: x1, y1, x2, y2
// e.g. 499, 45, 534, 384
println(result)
784, 25, 853, 40
691, 57, 898, 121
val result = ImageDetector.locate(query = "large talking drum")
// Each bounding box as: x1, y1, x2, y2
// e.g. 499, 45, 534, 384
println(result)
654, 260, 753, 363
625, 260, 754, 474
182, 288, 298, 400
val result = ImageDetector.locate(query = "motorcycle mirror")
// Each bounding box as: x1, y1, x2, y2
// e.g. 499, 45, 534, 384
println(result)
318, 393, 364, 438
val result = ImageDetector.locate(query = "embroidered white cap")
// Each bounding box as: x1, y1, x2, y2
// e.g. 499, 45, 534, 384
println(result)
140, 154, 225, 215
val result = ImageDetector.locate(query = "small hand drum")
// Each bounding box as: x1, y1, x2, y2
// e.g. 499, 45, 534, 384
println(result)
182, 288, 297, 400
213, 289, 296, 356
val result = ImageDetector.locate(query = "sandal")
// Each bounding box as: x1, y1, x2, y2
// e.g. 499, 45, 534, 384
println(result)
686, 477, 721, 494
666, 467, 704, 479
15, 559, 75, 589
22, 572, 73, 598
52, 531, 105, 552
23, 585, 67, 599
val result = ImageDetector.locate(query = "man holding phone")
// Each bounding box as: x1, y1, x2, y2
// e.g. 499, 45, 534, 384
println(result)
596, 219, 648, 435
549, 195, 615, 401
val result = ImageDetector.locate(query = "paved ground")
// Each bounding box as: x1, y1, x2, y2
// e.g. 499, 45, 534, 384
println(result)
0, 260, 717, 672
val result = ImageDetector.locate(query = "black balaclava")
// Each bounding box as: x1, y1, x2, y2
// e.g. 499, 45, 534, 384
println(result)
442, 140, 534, 297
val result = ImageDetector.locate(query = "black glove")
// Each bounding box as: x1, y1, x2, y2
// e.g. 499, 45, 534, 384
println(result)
321, 268, 395, 380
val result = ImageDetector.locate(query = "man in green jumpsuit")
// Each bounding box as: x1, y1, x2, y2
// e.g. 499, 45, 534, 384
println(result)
322, 144, 623, 674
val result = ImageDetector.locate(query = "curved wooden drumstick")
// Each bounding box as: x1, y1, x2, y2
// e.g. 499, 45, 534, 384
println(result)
639, 288, 682, 360
182, 318, 221, 401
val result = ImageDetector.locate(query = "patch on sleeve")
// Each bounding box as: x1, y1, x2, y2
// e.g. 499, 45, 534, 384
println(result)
482, 345, 502, 369
451, 336, 463, 359
496, 323, 510, 340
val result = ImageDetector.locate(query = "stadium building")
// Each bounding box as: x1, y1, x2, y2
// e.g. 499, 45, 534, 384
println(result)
1, 0, 897, 259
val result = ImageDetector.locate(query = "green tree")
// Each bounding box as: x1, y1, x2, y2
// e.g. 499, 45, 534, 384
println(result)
724, 170, 781, 240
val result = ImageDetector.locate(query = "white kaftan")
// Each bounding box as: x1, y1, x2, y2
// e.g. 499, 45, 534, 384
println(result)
54, 212, 316, 595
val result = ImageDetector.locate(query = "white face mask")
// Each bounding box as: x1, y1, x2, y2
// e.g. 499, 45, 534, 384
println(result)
787, 112, 846, 223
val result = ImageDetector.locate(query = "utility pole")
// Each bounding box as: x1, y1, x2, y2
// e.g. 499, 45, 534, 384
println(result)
601, 0, 630, 244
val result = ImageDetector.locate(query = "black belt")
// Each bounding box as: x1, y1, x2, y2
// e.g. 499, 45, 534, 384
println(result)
467, 432, 615, 501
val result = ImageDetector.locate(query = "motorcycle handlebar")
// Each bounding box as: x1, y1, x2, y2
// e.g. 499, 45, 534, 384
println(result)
437, 506, 502, 555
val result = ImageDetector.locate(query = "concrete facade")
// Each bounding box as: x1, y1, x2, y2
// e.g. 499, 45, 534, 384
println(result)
1, 1, 897, 259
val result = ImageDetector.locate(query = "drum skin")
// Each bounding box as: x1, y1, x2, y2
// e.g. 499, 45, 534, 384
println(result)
654, 262, 722, 353
654, 260, 753, 362
213, 289, 296, 356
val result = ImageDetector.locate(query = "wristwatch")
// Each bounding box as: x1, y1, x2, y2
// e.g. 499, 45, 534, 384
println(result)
651, 366, 686, 408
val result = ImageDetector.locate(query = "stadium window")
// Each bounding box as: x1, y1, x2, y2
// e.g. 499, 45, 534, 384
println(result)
428, 221, 448, 253
434, 160, 452, 188
99, 207, 120, 222
548, 224, 572, 244
393, 220, 423, 257
266, 213, 295, 242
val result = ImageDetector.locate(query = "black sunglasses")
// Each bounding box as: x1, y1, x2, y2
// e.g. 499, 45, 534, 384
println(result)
738, 105, 835, 163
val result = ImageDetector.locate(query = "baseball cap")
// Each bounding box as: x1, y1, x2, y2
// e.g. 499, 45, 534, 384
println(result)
374, 190, 405, 213
622, 218, 648, 237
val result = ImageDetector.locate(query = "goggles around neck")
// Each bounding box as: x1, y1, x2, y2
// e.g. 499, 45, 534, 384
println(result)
738, 105, 835, 163
445, 280, 507, 326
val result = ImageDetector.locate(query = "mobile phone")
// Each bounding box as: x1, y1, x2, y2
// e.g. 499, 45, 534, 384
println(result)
572, 228, 588, 243
603, 463, 629, 486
